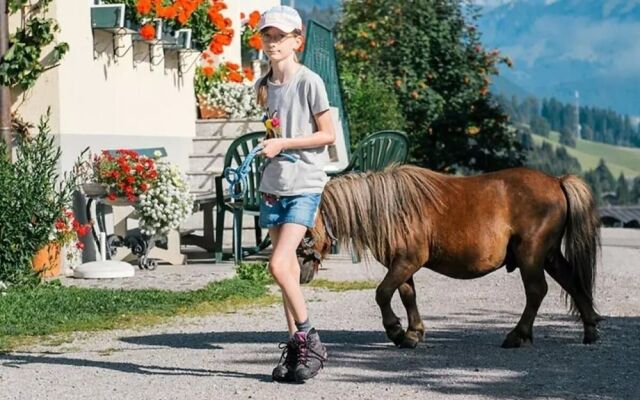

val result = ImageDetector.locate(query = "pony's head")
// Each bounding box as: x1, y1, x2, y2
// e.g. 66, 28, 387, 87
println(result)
296, 210, 335, 284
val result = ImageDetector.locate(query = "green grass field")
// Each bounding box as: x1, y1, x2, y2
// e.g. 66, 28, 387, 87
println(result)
531, 131, 640, 178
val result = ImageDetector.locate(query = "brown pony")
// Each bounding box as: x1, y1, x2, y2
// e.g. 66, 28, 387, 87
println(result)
309, 165, 601, 348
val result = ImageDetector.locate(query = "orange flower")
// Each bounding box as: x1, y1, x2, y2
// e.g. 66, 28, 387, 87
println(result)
209, 41, 224, 54
202, 66, 215, 77
225, 61, 240, 71
211, 1, 227, 11
139, 23, 156, 41
243, 67, 254, 81
228, 71, 243, 83
136, 0, 152, 15
208, 9, 224, 28
248, 10, 261, 28
157, 4, 178, 19
177, 11, 189, 24
248, 33, 262, 50
136, 0, 151, 15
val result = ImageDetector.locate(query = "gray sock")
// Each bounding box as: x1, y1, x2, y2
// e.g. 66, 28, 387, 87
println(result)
295, 319, 312, 333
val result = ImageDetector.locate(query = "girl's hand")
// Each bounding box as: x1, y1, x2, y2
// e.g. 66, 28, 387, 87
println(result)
260, 138, 288, 158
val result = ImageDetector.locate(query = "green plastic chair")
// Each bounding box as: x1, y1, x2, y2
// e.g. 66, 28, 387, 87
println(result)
214, 131, 270, 264
327, 130, 409, 262
331, 130, 410, 176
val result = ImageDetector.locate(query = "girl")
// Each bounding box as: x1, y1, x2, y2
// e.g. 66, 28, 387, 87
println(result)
255, 6, 336, 383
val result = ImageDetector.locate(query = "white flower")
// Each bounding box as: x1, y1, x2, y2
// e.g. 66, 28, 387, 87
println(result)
134, 160, 193, 239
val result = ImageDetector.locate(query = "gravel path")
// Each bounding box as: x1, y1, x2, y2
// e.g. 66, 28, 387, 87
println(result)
1, 229, 639, 400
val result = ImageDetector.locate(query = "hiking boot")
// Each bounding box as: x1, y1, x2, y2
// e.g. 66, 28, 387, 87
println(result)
293, 328, 328, 382
272, 339, 298, 382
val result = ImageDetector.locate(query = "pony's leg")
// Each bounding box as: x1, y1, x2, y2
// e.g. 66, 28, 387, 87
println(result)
376, 265, 417, 347
397, 276, 425, 348
544, 251, 600, 344
502, 260, 548, 348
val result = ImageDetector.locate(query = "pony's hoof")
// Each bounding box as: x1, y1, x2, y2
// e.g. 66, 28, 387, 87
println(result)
501, 331, 532, 348
386, 324, 406, 347
399, 331, 421, 348
583, 328, 599, 344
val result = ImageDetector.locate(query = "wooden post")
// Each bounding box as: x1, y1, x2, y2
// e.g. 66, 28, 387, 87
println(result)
0, 0, 12, 160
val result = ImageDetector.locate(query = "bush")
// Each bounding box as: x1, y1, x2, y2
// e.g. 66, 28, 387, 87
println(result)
0, 112, 80, 287
340, 70, 406, 149
236, 262, 272, 284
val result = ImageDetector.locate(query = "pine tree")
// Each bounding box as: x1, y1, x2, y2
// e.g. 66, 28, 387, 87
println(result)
615, 173, 630, 205
631, 177, 640, 204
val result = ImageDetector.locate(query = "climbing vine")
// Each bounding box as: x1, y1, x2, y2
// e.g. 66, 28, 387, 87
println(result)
0, 0, 69, 89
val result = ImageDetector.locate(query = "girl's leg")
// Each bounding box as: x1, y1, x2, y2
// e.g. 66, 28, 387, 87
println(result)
268, 223, 308, 325
268, 226, 296, 336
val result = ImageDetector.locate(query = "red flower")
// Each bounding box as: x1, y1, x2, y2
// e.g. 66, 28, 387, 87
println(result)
227, 71, 243, 83
107, 193, 117, 201
76, 242, 85, 250
243, 67, 254, 81
209, 42, 224, 55
140, 24, 156, 41
248, 11, 261, 29
202, 66, 215, 77
55, 219, 67, 231
225, 61, 239, 71
136, 0, 152, 15
248, 33, 262, 50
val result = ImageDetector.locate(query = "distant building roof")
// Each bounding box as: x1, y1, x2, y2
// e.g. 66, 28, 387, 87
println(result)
599, 205, 640, 226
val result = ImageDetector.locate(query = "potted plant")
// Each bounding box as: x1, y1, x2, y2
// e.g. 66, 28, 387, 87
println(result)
138, 159, 194, 237
195, 60, 260, 119
88, 149, 158, 205
0, 110, 85, 286
32, 209, 92, 277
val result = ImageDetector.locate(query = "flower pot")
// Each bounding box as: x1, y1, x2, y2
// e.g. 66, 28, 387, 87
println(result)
82, 182, 109, 197
32, 243, 61, 278
104, 197, 137, 207
197, 95, 227, 119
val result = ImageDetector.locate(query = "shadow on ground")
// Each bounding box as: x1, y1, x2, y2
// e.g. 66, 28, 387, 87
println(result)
3, 312, 638, 399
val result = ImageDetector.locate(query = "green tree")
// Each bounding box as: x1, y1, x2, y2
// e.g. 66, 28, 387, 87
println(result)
631, 177, 640, 204
584, 170, 603, 206
530, 116, 550, 137
615, 173, 630, 205
594, 158, 616, 192
336, 0, 524, 172
340, 70, 406, 149
559, 127, 576, 147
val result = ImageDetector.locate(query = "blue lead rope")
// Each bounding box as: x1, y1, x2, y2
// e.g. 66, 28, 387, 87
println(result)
224, 146, 298, 200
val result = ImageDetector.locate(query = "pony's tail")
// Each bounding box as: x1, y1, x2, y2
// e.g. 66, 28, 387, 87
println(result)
559, 175, 601, 316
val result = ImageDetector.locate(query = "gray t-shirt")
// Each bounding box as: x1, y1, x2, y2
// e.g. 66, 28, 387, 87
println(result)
256, 65, 331, 196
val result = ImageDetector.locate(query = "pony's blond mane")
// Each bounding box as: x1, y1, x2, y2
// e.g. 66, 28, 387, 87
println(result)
315, 165, 447, 266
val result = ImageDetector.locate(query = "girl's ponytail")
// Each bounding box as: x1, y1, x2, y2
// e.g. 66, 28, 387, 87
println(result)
257, 66, 273, 109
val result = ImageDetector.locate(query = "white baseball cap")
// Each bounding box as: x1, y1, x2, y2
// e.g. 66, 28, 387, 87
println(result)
258, 6, 303, 33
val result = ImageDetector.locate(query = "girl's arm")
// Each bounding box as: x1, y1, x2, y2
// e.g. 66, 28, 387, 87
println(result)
261, 110, 336, 158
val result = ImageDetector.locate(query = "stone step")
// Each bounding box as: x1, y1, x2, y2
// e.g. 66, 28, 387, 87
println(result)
186, 171, 216, 194
196, 119, 265, 138
191, 137, 235, 156
189, 153, 226, 173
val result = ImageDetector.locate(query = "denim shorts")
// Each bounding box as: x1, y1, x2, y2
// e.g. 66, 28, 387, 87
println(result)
259, 193, 322, 229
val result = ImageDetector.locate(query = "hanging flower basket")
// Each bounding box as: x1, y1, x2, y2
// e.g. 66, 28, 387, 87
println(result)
32, 243, 61, 278
198, 95, 227, 119
103, 197, 137, 207
82, 182, 109, 197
